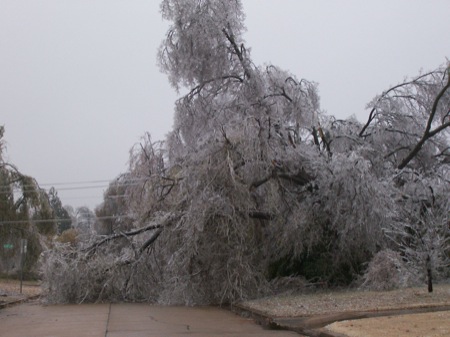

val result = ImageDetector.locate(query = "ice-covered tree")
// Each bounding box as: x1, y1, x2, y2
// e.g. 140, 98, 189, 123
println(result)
95, 174, 135, 235
48, 187, 72, 234
73, 206, 96, 235
356, 66, 450, 291
360, 66, 450, 171
0, 126, 54, 276
43, 0, 325, 304
41, 1, 449, 304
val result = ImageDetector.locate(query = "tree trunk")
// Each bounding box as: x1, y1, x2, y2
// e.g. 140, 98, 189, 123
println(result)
426, 255, 433, 293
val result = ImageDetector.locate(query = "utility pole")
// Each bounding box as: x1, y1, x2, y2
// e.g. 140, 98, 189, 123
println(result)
19, 239, 27, 294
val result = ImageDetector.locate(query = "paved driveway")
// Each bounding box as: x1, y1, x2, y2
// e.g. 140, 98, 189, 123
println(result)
0, 302, 299, 337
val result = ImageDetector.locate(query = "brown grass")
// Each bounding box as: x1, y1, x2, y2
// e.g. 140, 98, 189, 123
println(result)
326, 310, 450, 337
241, 284, 450, 317
0, 278, 41, 303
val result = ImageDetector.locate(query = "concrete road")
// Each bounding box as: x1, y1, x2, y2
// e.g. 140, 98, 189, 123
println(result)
0, 302, 299, 337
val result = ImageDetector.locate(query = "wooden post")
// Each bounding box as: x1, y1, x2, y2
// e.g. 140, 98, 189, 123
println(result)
19, 239, 27, 294
426, 255, 433, 293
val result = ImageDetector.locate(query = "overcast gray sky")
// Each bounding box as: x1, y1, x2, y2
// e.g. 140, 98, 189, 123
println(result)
1, 1, 449, 209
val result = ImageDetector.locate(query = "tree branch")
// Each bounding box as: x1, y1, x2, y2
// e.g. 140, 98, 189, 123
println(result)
221, 26, 252, 79
359, 70, 439, 137
139, 228, 163, 253
183, 75, 243, 101
251, 173, 273, 189
248, 211, 275, 220
277, 172, 312, 186
84, 213, 180, 255
251, 168, 313, 190
398, 68, 450, 169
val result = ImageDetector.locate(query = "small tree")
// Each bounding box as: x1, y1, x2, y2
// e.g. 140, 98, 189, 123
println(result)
0, 126, 52, 276
48, 187, 71, 234
358, 65, 450, 292
384, 175, 449, 292
70, 206, 96, 242
95, 174, 134, 235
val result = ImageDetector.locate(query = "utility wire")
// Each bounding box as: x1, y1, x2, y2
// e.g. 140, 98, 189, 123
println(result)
0, 178, 151, 195
39, 179, 114, 187
0, 178, 149, 189
0, 214, 134, 226
61, 195, 107, 200
39, 177, 151, 187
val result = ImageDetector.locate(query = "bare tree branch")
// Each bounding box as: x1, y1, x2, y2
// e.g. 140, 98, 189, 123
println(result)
398, 67, 450, 169
84, 213, 181, 255
139, 228, 163, 253
221, 26, 252, 79
359, 70, 439, 138
248, 211, 275, 220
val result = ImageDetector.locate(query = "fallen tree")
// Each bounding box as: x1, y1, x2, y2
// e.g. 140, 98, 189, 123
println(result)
41, 0, 450, 304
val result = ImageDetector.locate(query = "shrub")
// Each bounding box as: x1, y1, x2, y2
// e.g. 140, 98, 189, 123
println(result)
360, 249, 419, 291
56, 229, 78, 247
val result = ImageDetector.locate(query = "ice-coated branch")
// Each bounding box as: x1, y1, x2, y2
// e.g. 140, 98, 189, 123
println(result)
398, 67, 450, 169
359, 70, 438, 138
84, 212, 181, 255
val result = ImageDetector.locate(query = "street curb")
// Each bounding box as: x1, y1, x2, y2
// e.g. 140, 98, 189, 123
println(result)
231, 302, 450, 337
0, 294, 40, 310
230, 303, 284, 330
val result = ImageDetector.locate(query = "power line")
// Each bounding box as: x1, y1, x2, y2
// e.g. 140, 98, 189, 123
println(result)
0, 176, 150, 187
49, 185, 110, 191
0, 178, 151, 195
61, 195, 105, 200
0, 214, 134, 226
39, 179, 114, 187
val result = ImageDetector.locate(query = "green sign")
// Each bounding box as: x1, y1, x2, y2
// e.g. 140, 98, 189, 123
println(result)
3, 244, 13, 249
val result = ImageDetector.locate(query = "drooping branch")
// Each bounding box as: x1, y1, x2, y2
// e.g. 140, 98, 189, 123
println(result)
84, 224, 162, 255
359, 70, 438, 138
251, 168, 313, 190
84, 213, 181, 255
277, 172, 313, 186
251, 174, 273, 189
183, 75, 244, 101
263, 90, 293, 103
248, 211, 275, 220
139, 228, 163, 253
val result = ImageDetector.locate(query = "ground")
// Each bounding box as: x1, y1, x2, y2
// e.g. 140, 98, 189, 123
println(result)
1, 279, 450, 336
241, 284, 450, 336
241, 284, 450, 317
0, 278, 40, 307
326, 310, 450, 337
